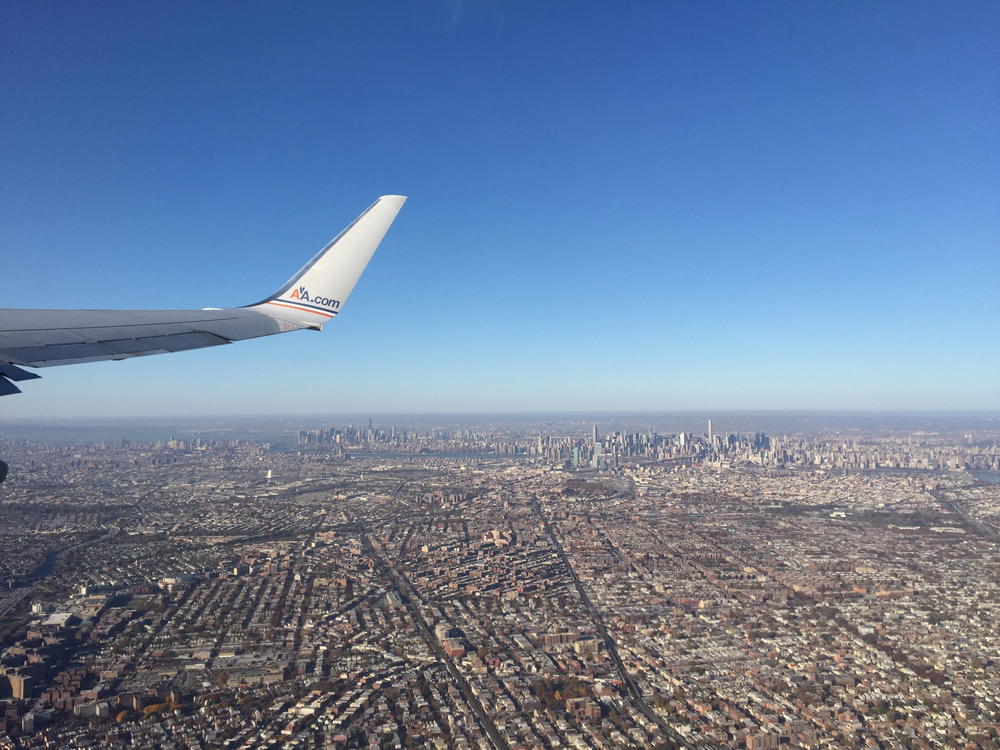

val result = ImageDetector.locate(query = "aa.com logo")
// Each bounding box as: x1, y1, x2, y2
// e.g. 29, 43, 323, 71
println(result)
288, 286, 341, 309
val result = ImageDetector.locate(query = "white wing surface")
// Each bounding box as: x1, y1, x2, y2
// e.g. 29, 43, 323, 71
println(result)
0, 195, 406, 396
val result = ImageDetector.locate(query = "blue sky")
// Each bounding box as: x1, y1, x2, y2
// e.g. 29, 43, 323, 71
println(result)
1, 1, 998, 417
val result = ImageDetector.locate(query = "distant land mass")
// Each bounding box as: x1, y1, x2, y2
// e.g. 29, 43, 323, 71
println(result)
1, 411, 998, 445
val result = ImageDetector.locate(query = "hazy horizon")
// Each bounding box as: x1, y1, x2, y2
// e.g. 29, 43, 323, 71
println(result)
3, 409, 998, 446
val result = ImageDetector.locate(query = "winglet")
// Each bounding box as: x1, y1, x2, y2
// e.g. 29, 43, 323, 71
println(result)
248, 195, 406, 326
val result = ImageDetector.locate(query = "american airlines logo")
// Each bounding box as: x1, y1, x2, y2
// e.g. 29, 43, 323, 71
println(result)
288, 285, 340, 309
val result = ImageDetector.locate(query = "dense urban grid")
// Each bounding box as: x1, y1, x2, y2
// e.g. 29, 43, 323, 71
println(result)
0, 416, 998, 749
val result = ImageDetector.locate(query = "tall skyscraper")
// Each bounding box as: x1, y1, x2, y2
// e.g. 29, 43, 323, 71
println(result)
708, 419, 713, 443
592, 423, 598, 445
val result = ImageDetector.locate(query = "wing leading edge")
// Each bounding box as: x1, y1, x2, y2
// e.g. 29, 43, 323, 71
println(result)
0, 195, 406, 395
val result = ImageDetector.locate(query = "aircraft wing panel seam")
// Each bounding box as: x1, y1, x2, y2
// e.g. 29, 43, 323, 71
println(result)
0, 315, 243, 334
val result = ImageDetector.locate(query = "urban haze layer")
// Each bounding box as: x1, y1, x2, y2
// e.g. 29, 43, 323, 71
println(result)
0, 413, 998, 750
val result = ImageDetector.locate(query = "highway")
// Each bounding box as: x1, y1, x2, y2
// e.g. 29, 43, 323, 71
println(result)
0, 588, 31, 619
0, 528, 118, 620
930, 487, 999, 541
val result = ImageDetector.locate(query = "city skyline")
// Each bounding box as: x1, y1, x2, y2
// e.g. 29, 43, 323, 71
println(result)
2, 1, 998, 418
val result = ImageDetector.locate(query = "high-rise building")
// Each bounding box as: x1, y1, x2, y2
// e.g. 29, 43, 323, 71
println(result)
708, 419, 713, 443
592, 423, 598, 445
592, 441, 604, 469
7, 672, 33, 700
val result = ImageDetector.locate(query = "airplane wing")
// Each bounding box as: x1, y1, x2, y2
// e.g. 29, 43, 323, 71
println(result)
0, 195, 406, 396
